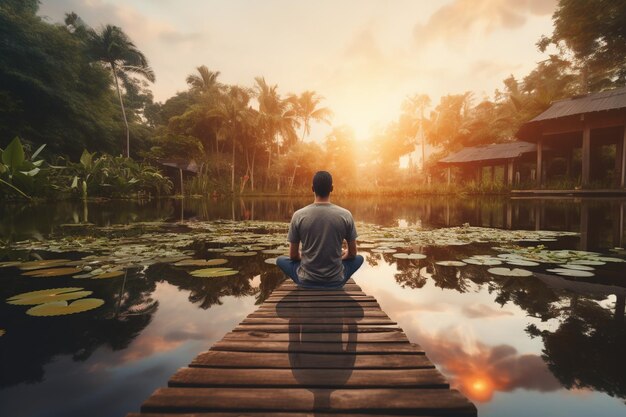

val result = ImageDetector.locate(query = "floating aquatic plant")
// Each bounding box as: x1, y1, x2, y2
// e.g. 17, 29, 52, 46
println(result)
7, 287, 92, 305
173, 259, 228, 267
546, 268, 595, 278
26, 298, 105, 317
393, 253, 427, 260
22, 267, 80, 277
189, 267, 239, 277
487, 267, 533, 277
436, 261, 467, 267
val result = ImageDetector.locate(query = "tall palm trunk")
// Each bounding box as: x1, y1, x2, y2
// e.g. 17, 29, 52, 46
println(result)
110, 64, 130, 158
231, 136, 235, 194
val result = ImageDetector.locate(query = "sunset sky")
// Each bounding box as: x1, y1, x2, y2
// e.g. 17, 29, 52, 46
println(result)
39, 0, 558, 140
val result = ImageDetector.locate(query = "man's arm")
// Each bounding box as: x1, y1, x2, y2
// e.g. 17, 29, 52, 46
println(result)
289, 241, 301, 260
342, 239, 357, 260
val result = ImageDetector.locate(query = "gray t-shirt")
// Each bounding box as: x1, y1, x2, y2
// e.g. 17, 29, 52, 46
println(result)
287, 203, 358, 283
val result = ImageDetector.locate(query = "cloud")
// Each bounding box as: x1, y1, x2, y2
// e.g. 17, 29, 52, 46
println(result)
413, 0, 557, 45
462, 302, 514, 318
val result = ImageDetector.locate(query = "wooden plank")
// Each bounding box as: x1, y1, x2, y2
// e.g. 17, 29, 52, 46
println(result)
130, 413, 455, 417
261, 301, 380, 308
140, 388, 477, 416
222, 331, 409, 343
190, 351, 434, 369
248, 311, 389, 319
232, 324, 400, 333
210, 341, 423, 354
169, 368, 449, 389
239, 318, 396, 325
279, 285, 362, 291
265, 295, 376, 303
258, 305, 383, 311
269, 291, 367, 297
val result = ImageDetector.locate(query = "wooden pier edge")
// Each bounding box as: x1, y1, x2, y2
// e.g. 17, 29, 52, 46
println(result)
127, 279, 477, 416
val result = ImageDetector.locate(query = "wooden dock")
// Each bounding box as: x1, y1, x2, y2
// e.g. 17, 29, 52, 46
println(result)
127, 279, 477, 416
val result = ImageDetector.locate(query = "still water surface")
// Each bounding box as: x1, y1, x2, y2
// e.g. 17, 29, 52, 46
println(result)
0, 196, 625, 417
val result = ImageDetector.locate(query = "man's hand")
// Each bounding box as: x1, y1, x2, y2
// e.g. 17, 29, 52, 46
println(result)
342, 240, 357, 260
289, 242, 301, 261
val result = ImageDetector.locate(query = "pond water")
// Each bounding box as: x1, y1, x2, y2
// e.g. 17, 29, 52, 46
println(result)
0, 196, 625, 417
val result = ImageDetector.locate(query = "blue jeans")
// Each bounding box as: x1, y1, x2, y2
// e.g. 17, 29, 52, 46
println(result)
276, 255, 364, 289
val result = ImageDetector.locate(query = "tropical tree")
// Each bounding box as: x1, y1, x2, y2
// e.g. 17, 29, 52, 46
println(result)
88, 25, 155, 157
288, 90, 333, 141
401, 94, 431, 171
186, 66, 222, 96
208, 86, 255, 193
254, 77, 298, 190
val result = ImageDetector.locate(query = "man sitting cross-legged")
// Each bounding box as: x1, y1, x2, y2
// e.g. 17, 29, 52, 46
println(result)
276, 171, 364, 288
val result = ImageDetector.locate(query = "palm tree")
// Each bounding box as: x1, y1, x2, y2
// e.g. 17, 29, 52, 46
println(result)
254, 77, 298, 190
402, 94, 431, 172
208, 86, 254, 193
88, 25, 155, 157
288, 91, 333, 141
186, 66, 222, 96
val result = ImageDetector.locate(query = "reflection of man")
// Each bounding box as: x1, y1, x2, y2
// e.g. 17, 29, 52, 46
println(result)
277, 171, 364, 288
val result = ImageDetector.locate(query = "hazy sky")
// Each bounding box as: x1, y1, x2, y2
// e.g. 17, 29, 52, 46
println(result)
38, 0, 558, 140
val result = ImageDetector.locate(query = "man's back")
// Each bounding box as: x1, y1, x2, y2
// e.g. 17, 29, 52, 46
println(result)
288, 203, 357, 283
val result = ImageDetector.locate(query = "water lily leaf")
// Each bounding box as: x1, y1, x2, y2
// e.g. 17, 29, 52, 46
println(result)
590, 256, 625, 263
26, 298, 104, 316
0, 261, 22, 268
546, 268, 595, 277
7, 288, 92, 305
488, 267, 533, 277
264, 258, 278, 265
393, 253, 427, 260
22, 267, 80, 277
18, 259, 71, 271
174, 259, 228, 267
436, 261, 467, 267
463, 258, 502, 266
223, 251, 257, 257
569, 259, 606, 266
0, 329, 4, 337
371, 248, 396, 253
558, 264, 595, 271
190, 267, 239, 277
90, 270, 125, 279
261, 249, 288, 255
505, 259, 540, 267
207, 248, 227, 253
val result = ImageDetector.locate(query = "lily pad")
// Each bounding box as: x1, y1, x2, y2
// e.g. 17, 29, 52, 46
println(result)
7, 287, 92, 305
463, 258, 502, 266
393, 253, 427, 260
261, 249, 288, 255
26, 298, 104, 316
22, 267, 80, 277
190, 267, 239, 277
19, 259, 71, 271
223, 251, 257, 257
505, 259, 540, 267
90, 270, 125, 279
488, 267, 533, 277
436, 261, 467, 267
569, 259, 606, 266
546, 268, 595, 277
558, 264, 595, 271
591, 256, 625, 263
0, 328, 4, 336
174, 259, 228, 267
264, 258, 278, 265
0, 261, 22, 268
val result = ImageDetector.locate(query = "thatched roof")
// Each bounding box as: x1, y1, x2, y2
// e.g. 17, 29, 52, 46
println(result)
438, 141, 537, 165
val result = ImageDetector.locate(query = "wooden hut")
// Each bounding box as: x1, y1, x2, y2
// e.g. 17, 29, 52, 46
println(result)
157, 159, 201, 194
438, 141, 539, 186
517, 87, 626, 189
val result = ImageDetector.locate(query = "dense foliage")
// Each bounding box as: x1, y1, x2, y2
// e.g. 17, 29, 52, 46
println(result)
0, 0, 624, 196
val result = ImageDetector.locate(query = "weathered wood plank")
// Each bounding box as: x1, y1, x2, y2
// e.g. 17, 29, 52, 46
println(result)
258, 306, 383, 312
261, 302, 380, 308
269, 291, 367, 297
130, 412, 455, 417
140, 388, 477, 416
190, 351, 434, 369
210, 341, 423, 354
222, 331, 409, 343
239, 319, 396, 326
278, 285, 362, 291
169, 368, 449, 389
265, 296, 377, 302
232, 324, 400, 333
248, 311, 389, 318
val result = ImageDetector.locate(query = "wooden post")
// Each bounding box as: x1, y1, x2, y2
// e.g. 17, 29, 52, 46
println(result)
507, 160, 514, 186
582, 124, 591, 187
536, 138, 543, 188
490, 165, 495, 183
446, 166, 451, 186
565, 148, 572, 178
179, 168, 184, 196
620, 126, 626, 188
476, 165, 482, 184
